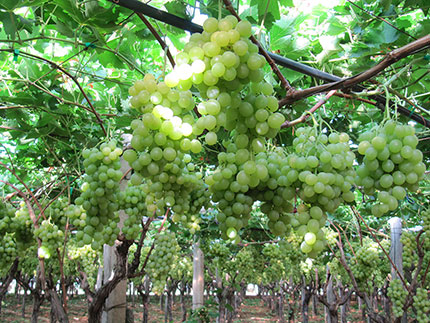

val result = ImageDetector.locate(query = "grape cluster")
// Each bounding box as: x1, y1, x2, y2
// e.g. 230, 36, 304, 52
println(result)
351, 238, 383, 288
0, 200, 15, 234
171, 185, 211, 234
12, 202, 34, 250
287, 126, 356, 213
400, 231, 416, 270
388, 279, 408, 318
208, 147, 294, 240
68, 244, 101, 287
413, 287, 430, 323
290, 204, 327, 258
75, 141, 123, 250
356, 120, 426, 216
146, 231, 180, 295
34, 220, 64, 259
118, 184, 147, 240
127, 74, 209, 224
422, 208, 430, 232
0, 234, 17, 270
44, 197, 69, 228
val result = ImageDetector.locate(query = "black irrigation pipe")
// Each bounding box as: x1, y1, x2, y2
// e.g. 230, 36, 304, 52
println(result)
108, 0, 430, 128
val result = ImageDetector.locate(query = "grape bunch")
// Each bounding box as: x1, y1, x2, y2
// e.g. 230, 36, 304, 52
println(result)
118, 184, 147, 240
422, 208, 430, 232
286, 126, 356, 213
0, 200, 15, 234
388, 278, 408, 318
171, 184, 211, 234
44, 197, 69, 228
12, 202, 34, 250
0, 234, 17, 270
126, 74, 209, 220
34, 220, 65, 259
75, 140, 123, 250
400, 231, 416, 270
261, 243, 286, 283
350, 238, 383, 288
290, 204, 327, 258
164, 15, 284, 148
145, 231, 180, 295
413, 287, 430, 323
68, 244, 101, 287
356, 120, 426, 217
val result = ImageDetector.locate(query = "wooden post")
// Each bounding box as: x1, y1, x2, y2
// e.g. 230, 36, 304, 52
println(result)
192, 240, 204, 312
101, 151, 130, 323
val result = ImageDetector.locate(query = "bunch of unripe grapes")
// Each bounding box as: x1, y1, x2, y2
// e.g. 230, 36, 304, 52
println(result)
75, 140, 123, 250
68, 244, 101, 287
262, 244, 286, 282
207, 146, 294, 241
0, 200, 15, 234
413, 287, 430, 323
171, 185, 211, 234
208, 241, 230, 265
12, 202, 34, 250
44, 197, 69, 228
126, 74, 209, 218
118, 184, 147, 240
400, 231, 415, 269
356, 120, 425, 217
145, 231, 180, 295
164, 15, 284, 145
286, 126, 356, 213
422, 208, 430, 232
34, 220, 64, 259
388, 279, 408, 318
170, 256, 193, 282
351, 238, 380, 285
0, 234, 17, 267
290, 204, 327, 258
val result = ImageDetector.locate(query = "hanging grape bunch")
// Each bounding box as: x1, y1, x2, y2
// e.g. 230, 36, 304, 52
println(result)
34, 220, 64, 259
145, 231, 180, 295
126, 74, 208, 224
290, 204, 327, 257
356, 120, 426, 216
286, 126, 356, 213
75, 140, 123, 250
0, 200, 15, 234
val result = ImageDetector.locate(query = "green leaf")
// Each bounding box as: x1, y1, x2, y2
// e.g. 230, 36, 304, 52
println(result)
164, 0, 189, 20
0, 11, 18, 40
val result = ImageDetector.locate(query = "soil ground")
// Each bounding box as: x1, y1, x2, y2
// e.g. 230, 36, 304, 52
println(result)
0, 294, 367, 322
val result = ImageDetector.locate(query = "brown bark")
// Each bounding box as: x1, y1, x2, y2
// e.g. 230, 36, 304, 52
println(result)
0, 258, 19, 314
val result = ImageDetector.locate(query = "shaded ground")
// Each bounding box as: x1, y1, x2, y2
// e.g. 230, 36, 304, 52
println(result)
0, 294, 367, 322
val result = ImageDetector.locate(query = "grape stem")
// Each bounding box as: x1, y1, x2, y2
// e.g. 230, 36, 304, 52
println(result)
135, 13, 175, 68
281, 90, 337, 128
221, 0, 293, 93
